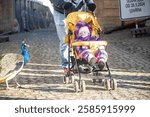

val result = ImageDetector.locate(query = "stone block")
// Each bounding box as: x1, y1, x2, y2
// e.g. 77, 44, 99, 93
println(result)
104, 0, 119, 8
97, 17, 121, 30
145, 20, 150, 27
103, 9, 119, 17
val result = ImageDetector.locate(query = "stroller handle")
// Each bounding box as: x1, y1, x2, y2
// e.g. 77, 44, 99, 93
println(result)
72, 41, 107, 47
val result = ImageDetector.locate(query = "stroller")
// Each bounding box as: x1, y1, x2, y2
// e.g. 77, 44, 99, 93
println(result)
64, 11, 117, 92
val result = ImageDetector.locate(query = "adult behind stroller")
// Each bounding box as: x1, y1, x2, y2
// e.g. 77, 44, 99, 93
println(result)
64, 11, 117, 92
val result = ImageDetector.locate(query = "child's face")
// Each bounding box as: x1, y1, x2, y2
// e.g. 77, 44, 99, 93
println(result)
78, 26, 90, 38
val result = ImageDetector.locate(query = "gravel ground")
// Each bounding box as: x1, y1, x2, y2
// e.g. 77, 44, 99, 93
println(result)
0, 28, 150, 100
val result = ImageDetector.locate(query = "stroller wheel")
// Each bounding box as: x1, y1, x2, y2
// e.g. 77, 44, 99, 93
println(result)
63, 76, 69, 84
98, 79, 103, 84
110, 79, 117, 90
81, 80, 86, 92
63, 76, 66, 83
104, 79, 111, 90
69, 76, 75, 83
74, 81, 79, 92
92, 79, 96, 83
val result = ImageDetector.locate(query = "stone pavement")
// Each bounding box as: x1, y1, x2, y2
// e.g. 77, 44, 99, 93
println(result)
0, 28, 150, 100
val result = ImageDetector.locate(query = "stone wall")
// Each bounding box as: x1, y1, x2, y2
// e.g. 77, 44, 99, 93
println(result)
1, 0, 141, 33
0, 0, 15, 33
94, 0, 121, 30
0, 0, 121, 33
15, 0, 51, 31
15, 0, 52, 31
0, 0, 53, 33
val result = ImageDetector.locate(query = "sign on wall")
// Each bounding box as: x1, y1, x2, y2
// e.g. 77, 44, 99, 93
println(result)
119, 0, 150, 20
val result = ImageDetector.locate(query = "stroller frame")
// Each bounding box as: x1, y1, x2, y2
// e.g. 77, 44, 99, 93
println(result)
64, 12, 117, 92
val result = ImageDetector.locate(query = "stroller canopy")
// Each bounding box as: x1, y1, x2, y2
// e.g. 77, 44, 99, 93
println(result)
65, 12, 102, 42
66, 12, 102, 33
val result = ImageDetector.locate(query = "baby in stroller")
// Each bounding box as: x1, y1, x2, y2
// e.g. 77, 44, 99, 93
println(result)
74, 21, 108, 71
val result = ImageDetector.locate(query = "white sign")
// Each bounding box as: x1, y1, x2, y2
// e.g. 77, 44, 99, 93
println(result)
119, 0, 150, 20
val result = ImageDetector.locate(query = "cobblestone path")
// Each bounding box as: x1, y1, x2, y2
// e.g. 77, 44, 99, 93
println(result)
0, 29, 150, 100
